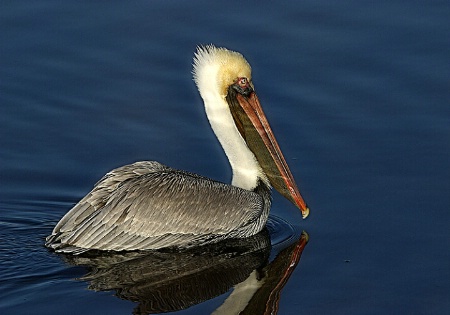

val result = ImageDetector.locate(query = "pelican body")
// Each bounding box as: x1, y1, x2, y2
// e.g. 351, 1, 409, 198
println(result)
46, 45, 309, 253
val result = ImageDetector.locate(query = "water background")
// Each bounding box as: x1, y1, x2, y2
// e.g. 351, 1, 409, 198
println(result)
1, 1, 449, 314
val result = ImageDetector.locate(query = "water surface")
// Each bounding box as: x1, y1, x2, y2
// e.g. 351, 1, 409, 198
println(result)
1, 1, 449, 314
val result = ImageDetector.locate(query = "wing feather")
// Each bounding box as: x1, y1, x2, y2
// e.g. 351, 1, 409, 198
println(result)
46, 161, 264, 252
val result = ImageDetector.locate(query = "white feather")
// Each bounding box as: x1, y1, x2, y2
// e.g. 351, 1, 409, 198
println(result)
193, 45, 268, 191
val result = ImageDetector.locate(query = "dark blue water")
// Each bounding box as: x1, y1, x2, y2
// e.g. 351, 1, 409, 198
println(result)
1, 1, 449, 314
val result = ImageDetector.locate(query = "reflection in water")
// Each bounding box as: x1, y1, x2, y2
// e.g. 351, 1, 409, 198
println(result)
237, 231, 309, 315
61, 229, 308, 315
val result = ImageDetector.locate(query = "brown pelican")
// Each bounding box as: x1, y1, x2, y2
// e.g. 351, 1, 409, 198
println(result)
45, 45, 309, 253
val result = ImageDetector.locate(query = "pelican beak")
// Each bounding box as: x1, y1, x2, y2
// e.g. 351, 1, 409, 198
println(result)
227, 79, 309, 219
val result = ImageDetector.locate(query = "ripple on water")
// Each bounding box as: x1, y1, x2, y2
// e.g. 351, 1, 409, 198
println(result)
266, 214, 304, 254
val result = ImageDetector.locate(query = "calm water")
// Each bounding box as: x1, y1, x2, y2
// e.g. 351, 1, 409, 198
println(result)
1, 1, 449, 314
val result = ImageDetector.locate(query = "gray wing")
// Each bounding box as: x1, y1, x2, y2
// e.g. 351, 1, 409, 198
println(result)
46, 161, 264, 252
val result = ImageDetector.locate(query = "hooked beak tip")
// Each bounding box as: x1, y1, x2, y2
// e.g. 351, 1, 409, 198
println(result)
301, 206, 310, 219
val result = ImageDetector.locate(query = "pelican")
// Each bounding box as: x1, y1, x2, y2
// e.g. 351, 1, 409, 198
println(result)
45, 45, 309, 253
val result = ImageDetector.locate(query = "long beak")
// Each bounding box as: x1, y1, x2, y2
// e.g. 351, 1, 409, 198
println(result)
229, 88, 309, 219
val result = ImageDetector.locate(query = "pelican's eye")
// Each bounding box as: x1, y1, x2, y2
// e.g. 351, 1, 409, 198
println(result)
233, 77, 253, 96
238, 77, 248, 87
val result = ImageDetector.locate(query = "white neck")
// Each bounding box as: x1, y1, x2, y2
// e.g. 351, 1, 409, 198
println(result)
192, 45, 269, 191
211, 270, 264, 315
202, 90, 267, 191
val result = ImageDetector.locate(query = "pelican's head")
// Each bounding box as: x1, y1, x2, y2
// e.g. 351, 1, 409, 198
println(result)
192, 45, 309, 219
193, 45, 252, 97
